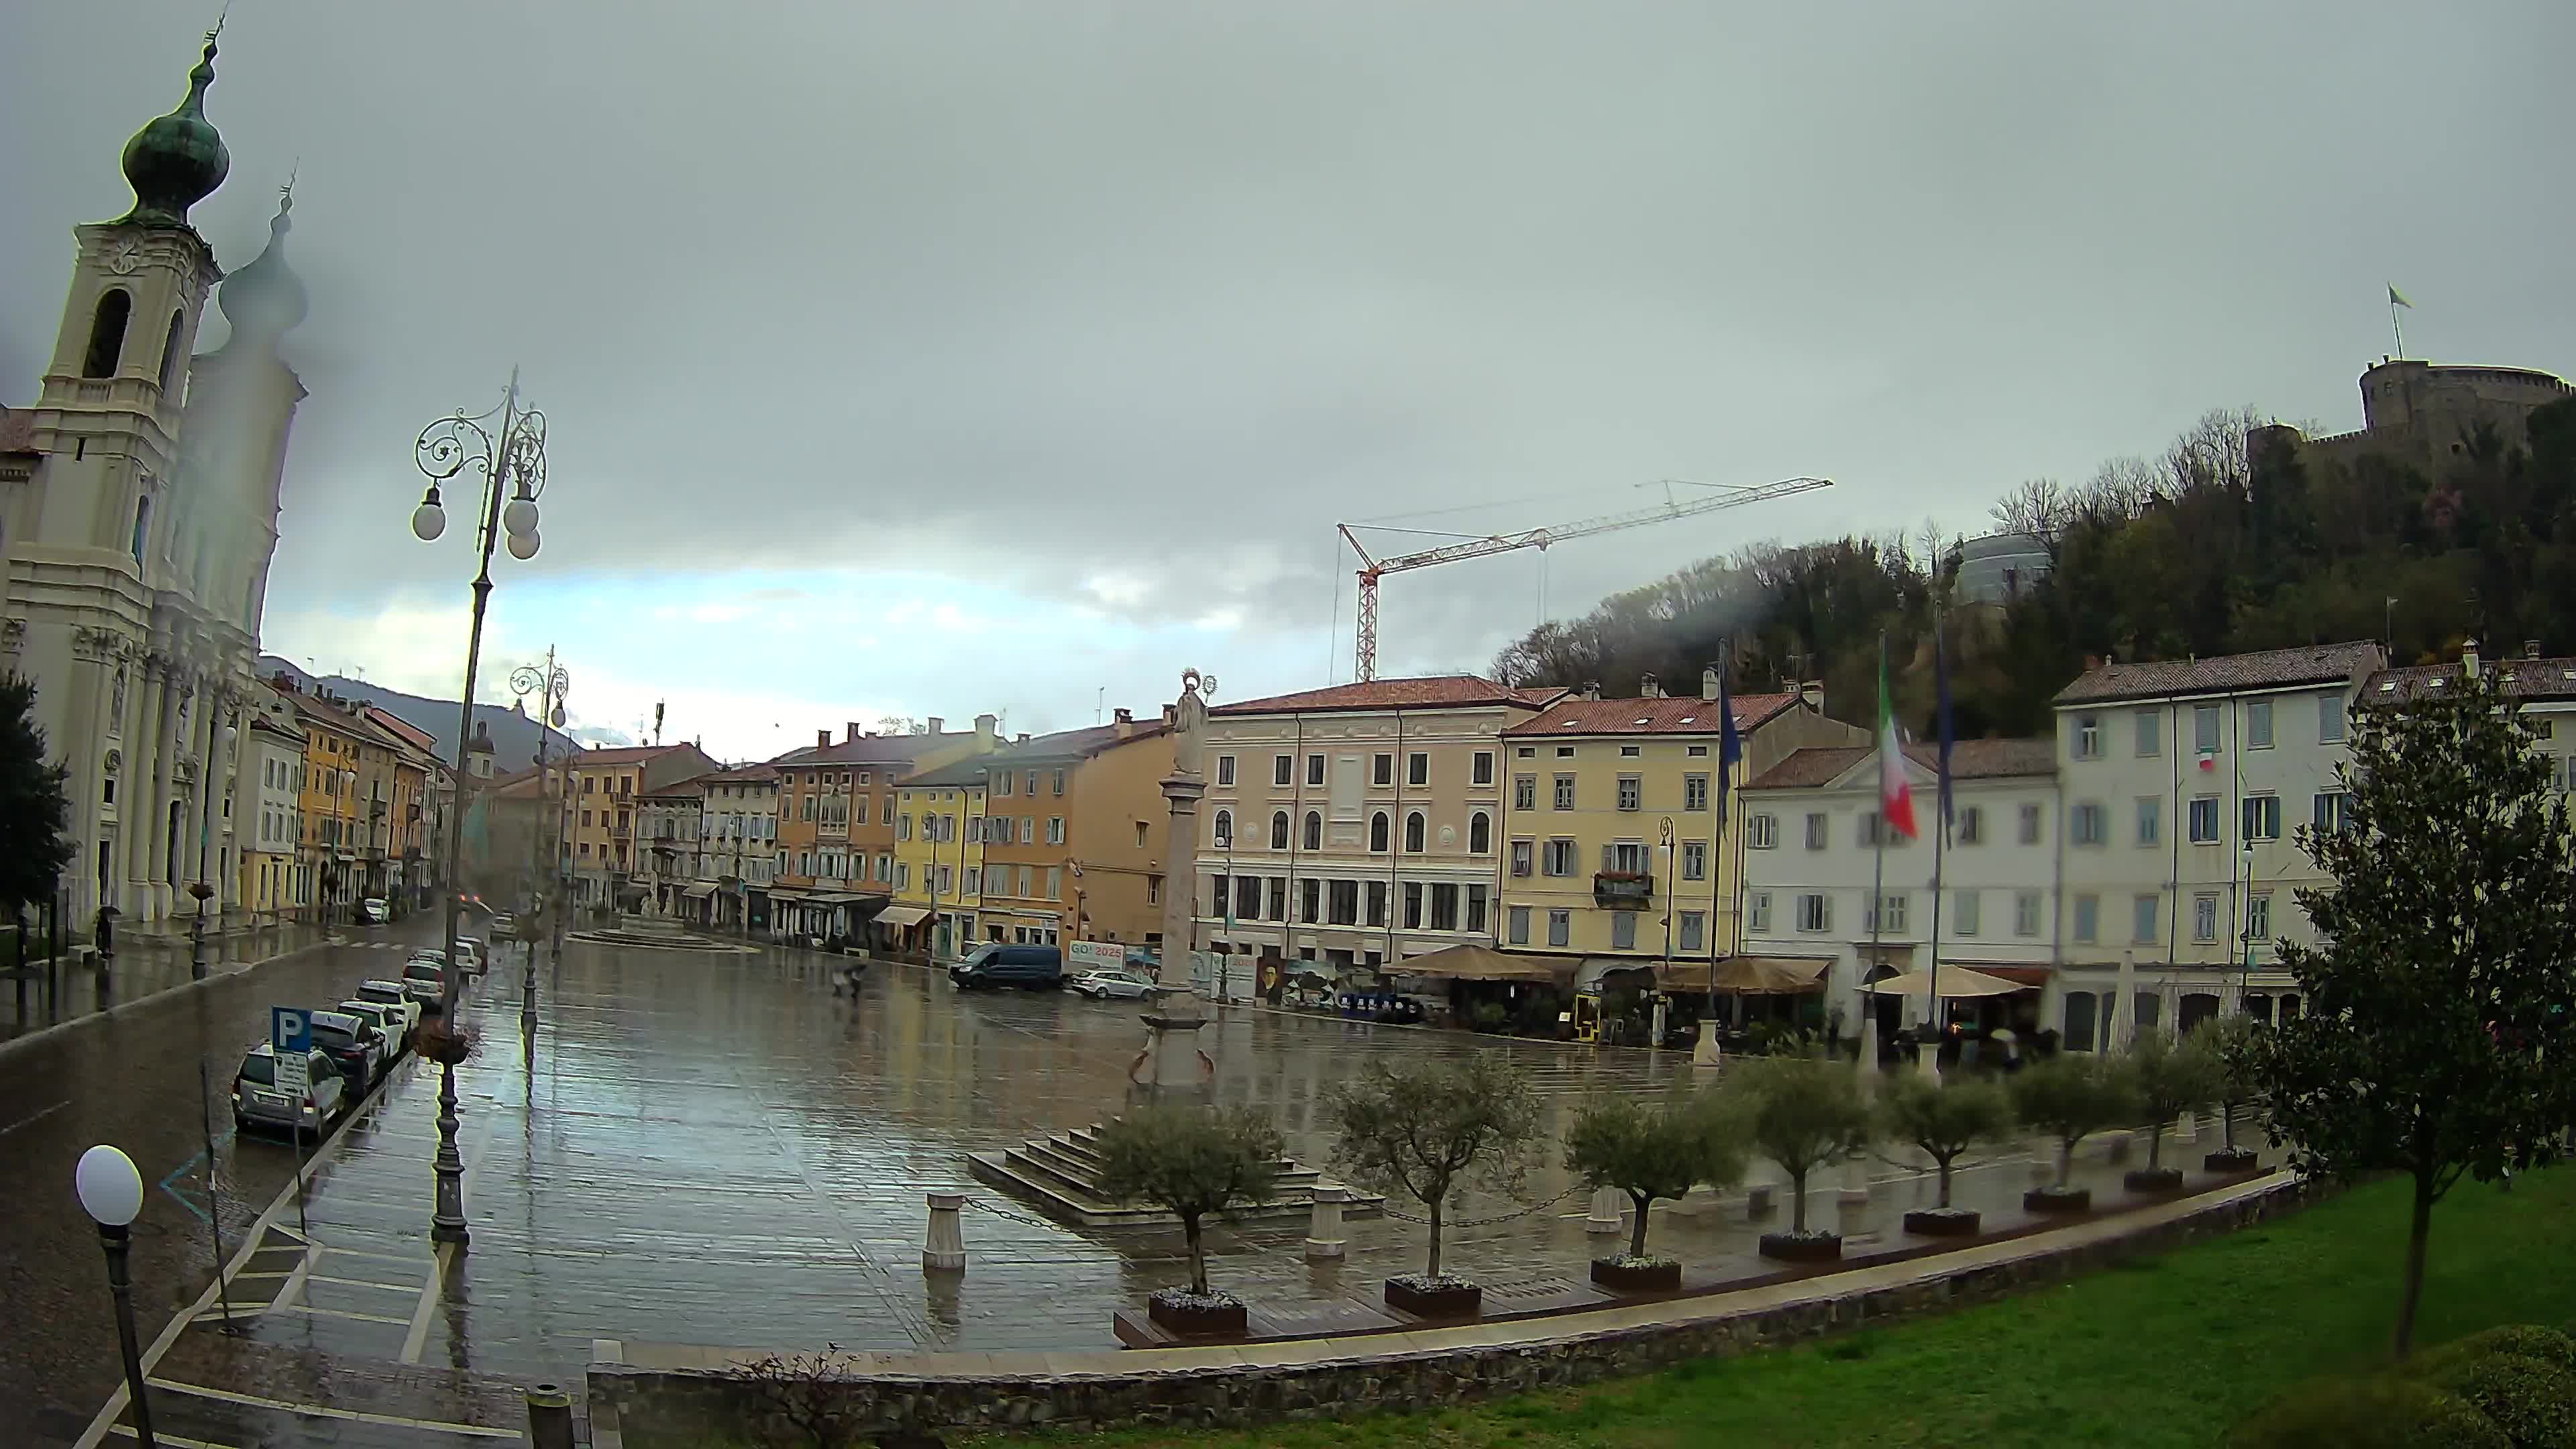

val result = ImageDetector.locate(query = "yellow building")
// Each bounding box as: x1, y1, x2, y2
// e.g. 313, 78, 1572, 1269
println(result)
277, 684, 372, 918
769, 714, 997, 940
1497, 674, 1862, 971
557, 743, 720, 907
890, 766, 988, 959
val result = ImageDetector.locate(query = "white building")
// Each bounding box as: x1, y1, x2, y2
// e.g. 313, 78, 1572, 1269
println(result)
694, 765, 779, 931
1738, 739, 2060, 1036
1, 34, 307, 923
2051, 641, 2384, 1044
239, 704, 305, 914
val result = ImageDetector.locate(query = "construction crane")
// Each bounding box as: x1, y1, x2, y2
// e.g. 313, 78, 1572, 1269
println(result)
1336, 476, 1833, 682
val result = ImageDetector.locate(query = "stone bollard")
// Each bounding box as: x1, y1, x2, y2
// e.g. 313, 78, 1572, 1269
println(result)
1835, 1152, 1870, 1237
1746, 1183, 1775, 1218
1585, 1187, 1625, 1236
1303, 1184, 1348, 1259
525, 1382, 574, 1449
923, 1191, 967, 1272
2176, 1111, 2199, 1146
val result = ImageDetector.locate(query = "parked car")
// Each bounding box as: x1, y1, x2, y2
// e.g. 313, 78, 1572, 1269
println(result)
1067, 967, 1156, 1000
400, 957, 449, 1004
950, 944, 1064, 991
449, 937, 486, 974
306, 1010, 382, 1091
232, 1043, 347, 1136
337, 1000, 407, 1069
359, 897, 390, 924
353, 979, 422, 1040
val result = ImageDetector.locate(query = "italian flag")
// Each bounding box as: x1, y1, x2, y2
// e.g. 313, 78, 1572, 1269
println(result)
1877, 644, 1919, 841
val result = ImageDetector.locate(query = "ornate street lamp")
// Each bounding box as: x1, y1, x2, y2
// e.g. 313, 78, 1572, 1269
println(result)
75, 1144, 155, 1448
411, 370, 549, 1248
509, 651, 570, 1039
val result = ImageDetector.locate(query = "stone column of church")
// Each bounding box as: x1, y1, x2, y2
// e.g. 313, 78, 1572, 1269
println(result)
148, 665, 190, 920
129, 659, 169, 916
181, 674, 216, 896
61, 643, 110, 920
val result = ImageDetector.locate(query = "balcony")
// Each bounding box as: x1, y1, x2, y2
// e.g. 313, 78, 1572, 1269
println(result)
1593, 871, 1654, 908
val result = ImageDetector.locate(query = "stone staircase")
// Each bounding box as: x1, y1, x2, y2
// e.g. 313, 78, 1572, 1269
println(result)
969, 1121, 1381, 1228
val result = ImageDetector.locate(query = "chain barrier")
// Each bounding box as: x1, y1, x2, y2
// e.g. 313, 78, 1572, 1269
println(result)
1376, 1181, 1583, 1230
957, 1195, 1067, 1234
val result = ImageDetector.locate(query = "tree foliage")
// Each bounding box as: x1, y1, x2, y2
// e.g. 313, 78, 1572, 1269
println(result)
2248, 667, 2576, 1356
2129, 1029, 2226, 1169
1325, 1055, 1544, 1282
2011, 1053, 2141, 1188
1732, 1053, 1872, 1235
1563, 1088, 1748, 1259
1093, 1105, 1284, 1297
1878, 1074, 2015, 1210
2200, 1013, 2267, 1155
1489, 396, 2576, 741
0, 675, 76, 912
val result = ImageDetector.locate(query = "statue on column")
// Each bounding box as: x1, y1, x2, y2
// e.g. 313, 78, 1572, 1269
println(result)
1169, 667, 1214, 779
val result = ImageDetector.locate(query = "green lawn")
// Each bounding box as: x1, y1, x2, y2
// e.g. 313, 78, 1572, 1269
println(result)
997, 1167, 2572, 1449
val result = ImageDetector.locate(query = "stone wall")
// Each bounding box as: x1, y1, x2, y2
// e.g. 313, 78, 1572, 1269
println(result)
592, 1174, 2310, 1446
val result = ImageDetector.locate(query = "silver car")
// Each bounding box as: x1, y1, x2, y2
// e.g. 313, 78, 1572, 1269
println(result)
1067, 967, 1157, 1000
354, 979, 421, 1039
232, 1043, 347, 1136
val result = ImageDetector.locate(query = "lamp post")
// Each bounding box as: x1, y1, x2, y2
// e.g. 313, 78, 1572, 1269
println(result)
340, 768, 358, 924
411, 370, 550, 1248
509, 652, 569, 1040
75, 1144, 155, 1448
1656, 817, 1676, 1046
189, 717, 238, 980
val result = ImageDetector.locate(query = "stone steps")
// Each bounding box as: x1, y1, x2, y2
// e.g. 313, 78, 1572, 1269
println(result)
968, 1120, 1381, 1230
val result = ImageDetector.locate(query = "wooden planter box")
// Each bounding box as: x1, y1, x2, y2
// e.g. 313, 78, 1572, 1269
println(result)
1757, 1231, 1843, 1263
1902, 1207, 1982, 1238
2023, 1185, 2091, 1214
1589, 1257, 1682, 1292
1145, 1292, 1246, 1338
2123, 1167, 2185, 1195
1384, 1277, 1482, 1319
2204, 1147, 2260, 1174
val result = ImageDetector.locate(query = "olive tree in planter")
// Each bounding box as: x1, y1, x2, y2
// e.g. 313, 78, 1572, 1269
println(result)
1563, 1087, 1748, 1291
2200, 1014, 2265, 1173
2010, 1052, 2140, 1213
2125, 1028, 2223, 1193
1093, 1104, 1284, 1338
1737, 1053, 1873, 1262
1326, 1054, 1545, 1318
1880, 1073, 2015, 1237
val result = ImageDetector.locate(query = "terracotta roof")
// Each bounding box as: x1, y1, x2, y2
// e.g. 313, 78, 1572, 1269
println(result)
977, 720, 1171, 766
768, 731, 976, 767
246, 714, 305, 745
559, 743, 693, 767
0, 409, 34, 454
1211, 676, 1564, 716
1503, 692, 1798, 737
2054, 642, 2383, 706
1744, 738, 2057, 792
2365, 656, 2576, 705
696, 764, 780, 784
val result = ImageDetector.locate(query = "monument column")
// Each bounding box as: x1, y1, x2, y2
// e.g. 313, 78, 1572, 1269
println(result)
1129, 669, 1217, 1102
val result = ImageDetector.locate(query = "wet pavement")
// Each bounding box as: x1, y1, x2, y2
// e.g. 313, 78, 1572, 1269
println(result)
3, 917, 338, 1042
23, 934, 2273, 1446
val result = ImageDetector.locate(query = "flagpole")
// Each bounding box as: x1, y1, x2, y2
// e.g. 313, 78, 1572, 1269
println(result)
1708, 638, 1735, 1032
1925, 610, 1948, 1074
1865, 631, 1888, 1069
2391, 294, 2404, 359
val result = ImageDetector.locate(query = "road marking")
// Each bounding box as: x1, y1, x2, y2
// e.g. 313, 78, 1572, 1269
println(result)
0, 1099, 68, 1136
111, 1426, 239, 1449
398, 1238, 455, 1362
309, 1273, 419, 1293
317, 1244, 437, 1268
266, 1301, 414, 1326
144, 1380, 521, 1439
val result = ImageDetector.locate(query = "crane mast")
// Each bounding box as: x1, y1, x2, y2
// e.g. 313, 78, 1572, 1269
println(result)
1338, 476, 1832, 682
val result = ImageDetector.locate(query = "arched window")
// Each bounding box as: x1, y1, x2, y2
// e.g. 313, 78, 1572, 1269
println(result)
1369, 812, 1389, 853
1269, 810, 1289, 850
157, 309, 185, 393
1404, 810, 1426, 853
1468, 811, 1492, 854
83, 289, 132, 378
1301, 810, 1322, 851
1212, 809, 1232, 848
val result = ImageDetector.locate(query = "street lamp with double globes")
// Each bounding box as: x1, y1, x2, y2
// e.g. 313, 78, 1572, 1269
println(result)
508, 653, 570, 1037
75, 1144, 156, 1449
411, 370, 551, 1249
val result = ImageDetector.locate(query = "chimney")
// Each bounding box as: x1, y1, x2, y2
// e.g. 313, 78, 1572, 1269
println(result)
847, 721, 864, 745
2526, 639, 2543, 660
1701, 667, 1721, 702
1163, 703, 1177, 727
2463, 638, 2481, 679
971, 713, 994, 749
1113, 706, 1135, 738
928, 716, 947, 737
1581, 681, 1602, 702
1639, 673, 1662, 698
1800, 681, 1827, 714
816, 729, 830, 749
1016, 733, 1030, 744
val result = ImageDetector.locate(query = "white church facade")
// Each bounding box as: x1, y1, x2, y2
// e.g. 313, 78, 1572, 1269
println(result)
1, 30, 309, 924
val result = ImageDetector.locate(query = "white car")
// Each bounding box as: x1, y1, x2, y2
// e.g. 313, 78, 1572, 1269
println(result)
359, 897, 390, 924
353, 979, 421, 1039
338, 1000, 407, 1070
232, 1043, 347, 1137
1068, 967, 1157, 1000
449, 937, 486, 975
401, 957, 451, 1004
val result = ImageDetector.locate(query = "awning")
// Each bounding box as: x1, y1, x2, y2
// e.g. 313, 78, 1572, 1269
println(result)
1392, 944, 1578, 985
1953, 963, 2052, 987
681, 883, 717, 900
1864, 965, 2028, 999
806, 892, 875, 906
767, 888, 812, 902
1670, 955, 1833, 994
875, 905, 932, 929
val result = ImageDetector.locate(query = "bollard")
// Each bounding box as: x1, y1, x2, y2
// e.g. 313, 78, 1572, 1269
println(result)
1585, 1186, 1625, 1236
2176, 1111, 2199, 1146
1835, 1152, 1870, 1238
1303, 1183, 1347, 1260
525, 1382, 574, 1449
923, 1191, 967, 1272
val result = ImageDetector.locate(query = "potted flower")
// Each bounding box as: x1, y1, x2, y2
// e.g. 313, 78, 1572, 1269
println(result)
2010, 1052, 2140, 1213
2125, 1028, 2222, 1193
1093, 1104, 1284, 1338
1736, 1052, 1873, 1262
2200, 1014, 2265, 1173
1880, 1073, 2015, 1237
1564, 1088, 1746, 1291
1326, 1055, 1544, 1318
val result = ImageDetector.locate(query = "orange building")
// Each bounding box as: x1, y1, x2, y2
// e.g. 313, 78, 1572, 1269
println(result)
767, 715, 996, 941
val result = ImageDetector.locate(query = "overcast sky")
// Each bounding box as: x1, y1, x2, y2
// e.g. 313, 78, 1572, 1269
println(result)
8, 2, 2571, 759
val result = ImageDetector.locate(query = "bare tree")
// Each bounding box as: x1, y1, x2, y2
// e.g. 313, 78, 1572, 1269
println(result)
1989, 478, 2072, 553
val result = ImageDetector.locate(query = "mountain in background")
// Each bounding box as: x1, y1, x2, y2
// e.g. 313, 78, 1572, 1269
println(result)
258, 655, 581, 771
